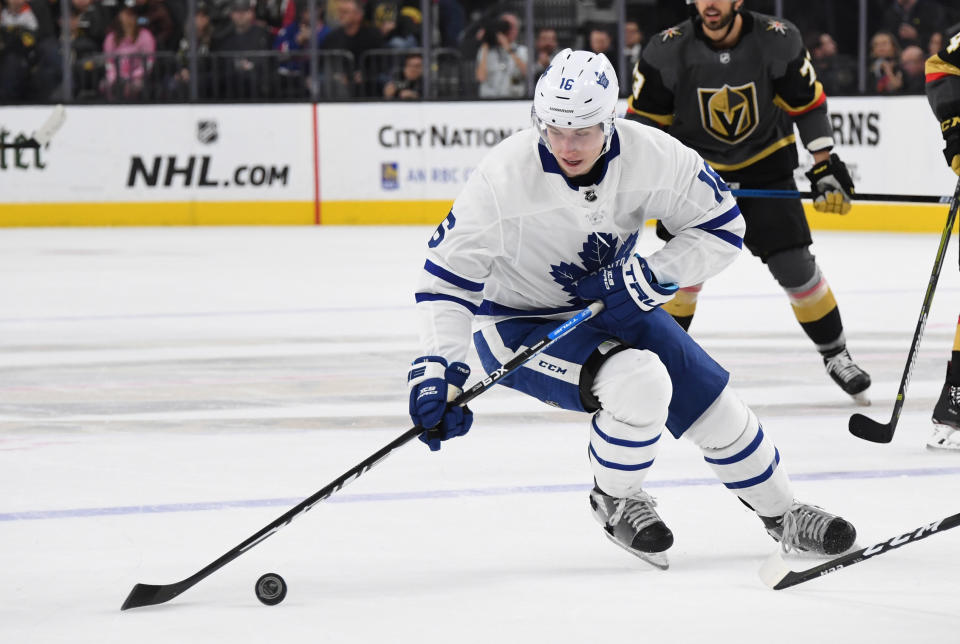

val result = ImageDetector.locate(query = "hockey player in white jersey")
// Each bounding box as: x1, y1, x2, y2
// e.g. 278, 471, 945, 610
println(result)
407, 49, 856, 567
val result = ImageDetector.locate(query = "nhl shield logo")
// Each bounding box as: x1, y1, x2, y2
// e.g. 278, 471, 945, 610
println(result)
697, 82, 759, 144
197, 120, 218, 144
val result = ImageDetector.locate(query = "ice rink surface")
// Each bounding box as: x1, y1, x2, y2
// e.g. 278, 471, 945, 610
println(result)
2, 225, 960, 643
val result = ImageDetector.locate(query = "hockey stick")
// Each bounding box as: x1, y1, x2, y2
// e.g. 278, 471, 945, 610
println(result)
0, 105, 67, 149
848, 176, 960, 444
759, 511, 960, 590
731, 188, 949, 204
120, 301, 605, 611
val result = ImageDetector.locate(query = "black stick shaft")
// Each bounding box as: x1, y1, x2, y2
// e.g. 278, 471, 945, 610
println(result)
769, 512, 960, 590
731, 188, 950, 204
121, 302, 603, 610
848, 176, 960, 443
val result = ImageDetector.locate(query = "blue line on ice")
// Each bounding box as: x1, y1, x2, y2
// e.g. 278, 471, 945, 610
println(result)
3, 465, 959, 522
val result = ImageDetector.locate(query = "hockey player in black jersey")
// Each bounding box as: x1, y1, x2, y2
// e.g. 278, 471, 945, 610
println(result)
925, 29, 960, 450
626, 0, 871, 404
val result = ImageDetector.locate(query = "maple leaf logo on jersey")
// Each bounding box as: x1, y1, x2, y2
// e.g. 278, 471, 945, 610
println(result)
766, 19, 787, 35
660, 27, 682, 42
549, 231, 638, 303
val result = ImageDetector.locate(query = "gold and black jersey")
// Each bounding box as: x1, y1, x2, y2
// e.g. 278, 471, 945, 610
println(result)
926, 32, 960, 126
626, 11, 833, 184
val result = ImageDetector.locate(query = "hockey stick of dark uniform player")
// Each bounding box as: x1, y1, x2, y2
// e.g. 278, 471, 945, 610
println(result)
848, 175, 960, 444
0, 105, 66, 149
760, 510, 960, 590
120, 302, 605, 611
731, 188, 950, 204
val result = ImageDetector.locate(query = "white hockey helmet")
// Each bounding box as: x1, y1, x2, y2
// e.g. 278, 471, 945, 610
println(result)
532, 48, 619, 155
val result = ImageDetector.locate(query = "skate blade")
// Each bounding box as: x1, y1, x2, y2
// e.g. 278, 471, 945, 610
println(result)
602, 532, 669, 570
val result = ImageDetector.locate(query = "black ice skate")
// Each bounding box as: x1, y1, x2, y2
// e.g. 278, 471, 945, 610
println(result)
823, 348, 871, 405
589, 486, 673, 569
930, 370, 960, 451
761, 503, 857, 556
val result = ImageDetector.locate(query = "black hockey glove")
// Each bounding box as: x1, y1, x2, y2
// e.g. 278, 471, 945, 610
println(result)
942, 116, 960, 177
805, 153, 855, 215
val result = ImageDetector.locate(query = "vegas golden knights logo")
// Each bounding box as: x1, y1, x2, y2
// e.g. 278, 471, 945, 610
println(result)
697, 82, 759, 144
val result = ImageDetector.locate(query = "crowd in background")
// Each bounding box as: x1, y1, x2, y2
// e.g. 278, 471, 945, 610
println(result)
0, 0, 958, 103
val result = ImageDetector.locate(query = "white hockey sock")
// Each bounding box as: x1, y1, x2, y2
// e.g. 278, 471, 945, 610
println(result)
686, 389, 793, 517
589, 410, 662, 498
589, 349, 670, 498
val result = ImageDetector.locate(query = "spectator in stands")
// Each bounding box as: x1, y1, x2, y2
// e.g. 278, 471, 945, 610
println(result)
102, 0, 156, 100
367, 0, 419, 49
882, 0, 944, 49
382, 50, 421, 99
213, 0, 271, 98
28, 0, 54, 41
273, 2, 328, 96
624, 20, 642, 73
587, 24, 615, 62
321, 0, 383, 96
208, 0, 235, 41
808, 31, 857, 96
131, 0, 176, 52
174, 1, 215, 98
254, 0, 296, 38
869, 30, 902, 94
475, 12, 526, 98
275, 3, 329, 57
927, 30, 943, 58
897, 43, 926, 94
435, 0, 463, 48
71, 0, 108, 47
533, 26, 558, 77
0, 0, 39, 100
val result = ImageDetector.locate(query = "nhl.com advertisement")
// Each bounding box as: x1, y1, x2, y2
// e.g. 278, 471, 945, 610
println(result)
0, 104, 314, 225
0, 98, 956, 226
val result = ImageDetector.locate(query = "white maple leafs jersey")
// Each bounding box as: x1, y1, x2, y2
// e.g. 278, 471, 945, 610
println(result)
415, 118, 745, 362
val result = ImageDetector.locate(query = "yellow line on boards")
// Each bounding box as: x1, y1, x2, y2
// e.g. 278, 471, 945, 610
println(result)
0, 200, 953, 232
0, 202, 315, 227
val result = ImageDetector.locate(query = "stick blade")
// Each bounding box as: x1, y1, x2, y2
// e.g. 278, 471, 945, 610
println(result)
121, 582, 188, 611
33, 105, 66, 146
848, 413, 894, 444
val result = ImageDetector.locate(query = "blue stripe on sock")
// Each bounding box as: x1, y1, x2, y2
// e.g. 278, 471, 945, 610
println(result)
588, 443, 655, 472
703, 426, 765, 465
591, 416, 661, 448
721, 450, 781, 490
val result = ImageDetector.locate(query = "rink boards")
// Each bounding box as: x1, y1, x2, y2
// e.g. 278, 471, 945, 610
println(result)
0, 98, 955, 230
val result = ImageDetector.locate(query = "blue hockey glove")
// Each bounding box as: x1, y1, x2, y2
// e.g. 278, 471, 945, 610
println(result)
576, 254, 678, 326
805, 153, 854, 214
408, 356, 473, 451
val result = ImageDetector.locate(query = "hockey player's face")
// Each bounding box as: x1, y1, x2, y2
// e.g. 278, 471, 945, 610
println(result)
695, 0, 738, 31
545, 125, 605, 177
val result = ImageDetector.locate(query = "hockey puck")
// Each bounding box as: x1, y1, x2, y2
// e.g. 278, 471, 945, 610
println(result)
255, 573, 287, 606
